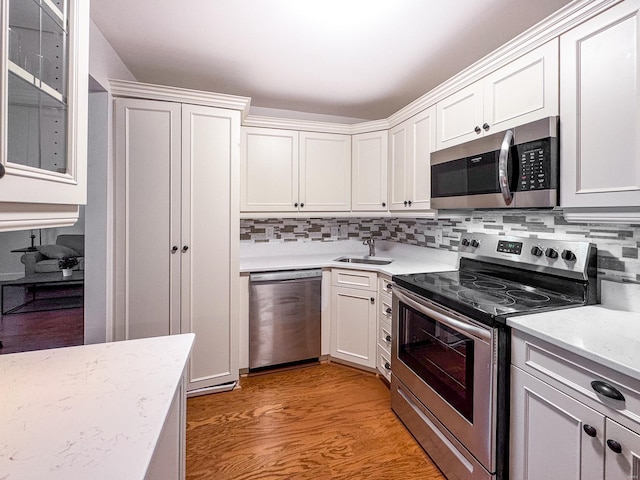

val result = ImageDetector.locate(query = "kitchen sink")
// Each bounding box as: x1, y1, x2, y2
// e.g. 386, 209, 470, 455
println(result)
333, 256, 394, 266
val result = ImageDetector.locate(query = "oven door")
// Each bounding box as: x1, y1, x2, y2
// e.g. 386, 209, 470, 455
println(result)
391, 285, 497, 472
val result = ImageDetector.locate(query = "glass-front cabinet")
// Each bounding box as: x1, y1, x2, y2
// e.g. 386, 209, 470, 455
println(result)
0, 0, 88, 227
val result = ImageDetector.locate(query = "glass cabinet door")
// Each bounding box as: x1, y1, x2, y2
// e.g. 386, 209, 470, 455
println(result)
0, 0, 88, 209
7, 0, 68, 173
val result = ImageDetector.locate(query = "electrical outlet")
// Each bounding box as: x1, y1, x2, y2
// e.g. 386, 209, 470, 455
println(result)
331, 227, 339, 238
265, 226, 274, 239
340, 225, 348, 238
435, 231, 443, 244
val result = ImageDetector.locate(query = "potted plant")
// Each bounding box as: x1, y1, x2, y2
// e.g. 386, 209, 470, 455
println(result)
58, 256, 79, 277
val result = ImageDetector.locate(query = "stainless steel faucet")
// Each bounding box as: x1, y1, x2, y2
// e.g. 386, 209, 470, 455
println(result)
363, 238, 375, 256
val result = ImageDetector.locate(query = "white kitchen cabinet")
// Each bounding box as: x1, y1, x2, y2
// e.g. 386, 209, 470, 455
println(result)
389, 106, 436, 211
0, 0, 89, 229
436, 39, 558, 150
560, 0, 640, 210
511, 330, 640, 480
330, 269, 377, 369
511, 366, 604, 480
240, 127, 299, 212
351, 130, 388, 212
299, 131, 351, 212
114, 95, 240, 394
376, 273, 393, 382
241, 128, 351, 213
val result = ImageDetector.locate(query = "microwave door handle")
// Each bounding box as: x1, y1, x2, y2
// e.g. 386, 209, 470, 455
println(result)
498, 129, 514, 205
394, 288, 491, 342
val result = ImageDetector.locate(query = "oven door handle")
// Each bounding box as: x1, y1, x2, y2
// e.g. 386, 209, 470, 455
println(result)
394, 287, 491, 342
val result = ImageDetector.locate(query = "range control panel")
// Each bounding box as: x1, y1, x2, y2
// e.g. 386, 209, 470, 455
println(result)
458, 232, 596, 279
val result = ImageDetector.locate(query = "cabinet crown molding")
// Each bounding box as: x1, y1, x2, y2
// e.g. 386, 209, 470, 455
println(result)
242, 115, 389, 135
108, 79, 252, 118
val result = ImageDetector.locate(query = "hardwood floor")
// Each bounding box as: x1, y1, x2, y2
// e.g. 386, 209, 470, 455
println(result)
0, 285, 84, 353
186, 363, 446, 480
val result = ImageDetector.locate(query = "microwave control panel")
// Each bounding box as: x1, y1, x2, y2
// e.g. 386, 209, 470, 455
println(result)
517, 139, 553, 191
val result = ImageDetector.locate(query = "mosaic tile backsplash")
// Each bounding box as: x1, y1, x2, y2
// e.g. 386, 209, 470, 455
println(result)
240, 210, 640, 283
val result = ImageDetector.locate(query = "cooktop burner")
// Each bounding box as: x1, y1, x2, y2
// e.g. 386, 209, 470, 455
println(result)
394, 269, 584, 324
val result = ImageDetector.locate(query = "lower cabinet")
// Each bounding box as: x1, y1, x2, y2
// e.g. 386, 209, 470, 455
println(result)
114, 93, 240, 394
330, 269, 377, 368
510, 331, 640, 480
377, 274, 393, 382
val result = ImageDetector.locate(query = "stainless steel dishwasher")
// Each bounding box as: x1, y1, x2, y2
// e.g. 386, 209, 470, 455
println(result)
249, 269, 322, 370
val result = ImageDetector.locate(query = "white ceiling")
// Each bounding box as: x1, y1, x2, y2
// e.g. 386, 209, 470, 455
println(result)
90, 0, 574, 121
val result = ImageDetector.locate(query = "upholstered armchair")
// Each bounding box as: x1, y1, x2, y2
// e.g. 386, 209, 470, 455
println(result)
20, 234, 85, 276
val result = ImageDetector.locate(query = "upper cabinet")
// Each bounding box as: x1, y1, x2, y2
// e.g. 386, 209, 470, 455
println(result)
241, 127, 351, 213
389, 106, 436, 212
560, 0, 640, 210
0, 0, 89, 218
351, 130, 388, 212
436, 39, 559, 150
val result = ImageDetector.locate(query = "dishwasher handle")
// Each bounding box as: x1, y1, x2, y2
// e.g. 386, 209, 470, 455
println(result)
250, 269, 323, 283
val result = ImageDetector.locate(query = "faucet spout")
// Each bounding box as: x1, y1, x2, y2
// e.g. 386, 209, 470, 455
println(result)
363, 238, 375, 257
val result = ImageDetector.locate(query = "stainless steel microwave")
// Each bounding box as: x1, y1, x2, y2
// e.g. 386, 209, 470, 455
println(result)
431, 117, 558, 209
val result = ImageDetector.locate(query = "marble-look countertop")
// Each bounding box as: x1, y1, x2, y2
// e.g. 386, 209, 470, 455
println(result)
0, 333, 195, 480
240, 239, 458, 276
508, 281, 640, 381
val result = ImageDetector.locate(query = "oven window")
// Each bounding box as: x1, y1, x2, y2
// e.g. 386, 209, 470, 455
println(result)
398, 303, 474, 422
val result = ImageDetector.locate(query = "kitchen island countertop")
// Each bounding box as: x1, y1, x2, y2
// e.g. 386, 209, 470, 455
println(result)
0, 333, 194, 480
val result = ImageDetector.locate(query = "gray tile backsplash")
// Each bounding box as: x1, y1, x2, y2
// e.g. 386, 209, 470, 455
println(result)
240, 210, 640, 283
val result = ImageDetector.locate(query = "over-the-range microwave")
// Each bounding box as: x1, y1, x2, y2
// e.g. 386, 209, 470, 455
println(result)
431, 116, 558, 209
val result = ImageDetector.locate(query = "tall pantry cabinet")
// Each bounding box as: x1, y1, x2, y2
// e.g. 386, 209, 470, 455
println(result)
113, 82, 247, 394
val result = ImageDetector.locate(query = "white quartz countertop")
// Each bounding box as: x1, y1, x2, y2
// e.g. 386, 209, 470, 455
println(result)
240, 239, 458, 276
508, 306, 640, 382
0, 333, 195, 480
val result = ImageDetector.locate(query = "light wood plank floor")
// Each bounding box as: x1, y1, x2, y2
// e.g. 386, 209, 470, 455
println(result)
186, 362, 446, 480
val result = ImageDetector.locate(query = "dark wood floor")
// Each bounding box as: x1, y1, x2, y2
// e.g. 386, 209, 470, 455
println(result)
0, 284, 84, 353
186, 363, 446, 480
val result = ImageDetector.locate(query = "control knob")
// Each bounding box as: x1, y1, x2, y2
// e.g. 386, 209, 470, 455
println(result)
545, 248, 558, 259
461, 238, 470, 247
530, 246, 543, 257
470, 239, 480, 248
561, 250, 577, 262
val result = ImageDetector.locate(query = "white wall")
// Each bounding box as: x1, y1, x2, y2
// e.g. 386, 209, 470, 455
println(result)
84, 19, 136, 344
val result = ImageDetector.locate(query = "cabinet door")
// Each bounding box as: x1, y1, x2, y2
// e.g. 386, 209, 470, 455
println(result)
560, 0, 640, 208
436, 82, 484, 150
605, 419, 640, 480
484, 39, 559, 134
351, 130, 388, 211
406, 106, 436, 209
181, 104, 239, 391
510, 366, 605, 480
299, 132, 351, 212
389, 120, 409, 210
330, 286, 377, 368
0, 0, 88, 206
114, 98, 182, 340
240, 127, 299, 212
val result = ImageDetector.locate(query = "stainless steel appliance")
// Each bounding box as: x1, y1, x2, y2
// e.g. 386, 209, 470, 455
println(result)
391, 232, 597, 480
249, 269, 322, 370
431, 117, 558, 209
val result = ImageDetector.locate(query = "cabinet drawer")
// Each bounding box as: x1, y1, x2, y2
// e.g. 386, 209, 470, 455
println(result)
379, 296, 392, 322
379, 275, 394, 295
512, 331, 640, 431
332, 269, 377, 291
377, 345, 392, 382
379, 320, 392, 352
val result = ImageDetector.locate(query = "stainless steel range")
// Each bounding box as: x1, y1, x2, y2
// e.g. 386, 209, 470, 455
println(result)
390, 232, 597, 480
